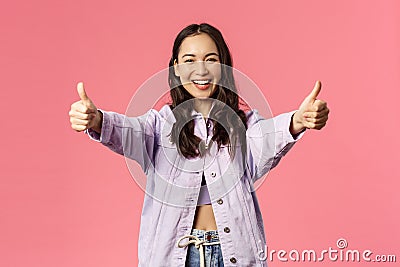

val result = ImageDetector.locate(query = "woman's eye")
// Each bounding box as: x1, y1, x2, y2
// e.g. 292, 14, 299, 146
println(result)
183, 58, 218, 64
206, 58, 218, 62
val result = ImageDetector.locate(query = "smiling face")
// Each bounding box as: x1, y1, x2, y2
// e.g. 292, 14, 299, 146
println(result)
173, 33, 222, 99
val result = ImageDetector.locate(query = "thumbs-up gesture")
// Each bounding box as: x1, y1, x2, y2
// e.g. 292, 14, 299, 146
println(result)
291, 81, 329, 134
69, 82, 103, 133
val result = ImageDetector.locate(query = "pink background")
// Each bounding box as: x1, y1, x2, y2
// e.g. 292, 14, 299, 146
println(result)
1, 0, 399, 266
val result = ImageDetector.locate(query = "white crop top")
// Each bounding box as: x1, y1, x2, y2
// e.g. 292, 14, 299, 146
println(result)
197, 172, 211, 205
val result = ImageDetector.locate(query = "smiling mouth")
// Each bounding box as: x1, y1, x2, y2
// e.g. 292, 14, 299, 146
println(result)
192, 79, 212, 85
191, 79, 212, 90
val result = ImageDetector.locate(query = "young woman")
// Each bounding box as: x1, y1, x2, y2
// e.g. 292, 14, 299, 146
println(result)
69, 23, 329, 267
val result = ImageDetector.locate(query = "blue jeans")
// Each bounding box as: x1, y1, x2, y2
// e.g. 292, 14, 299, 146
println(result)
185, 229, 224, 267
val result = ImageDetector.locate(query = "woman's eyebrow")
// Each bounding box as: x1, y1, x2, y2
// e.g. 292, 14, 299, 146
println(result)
182, 52, 219, 58
205, 52, 219, 57
182, 54, 195, 58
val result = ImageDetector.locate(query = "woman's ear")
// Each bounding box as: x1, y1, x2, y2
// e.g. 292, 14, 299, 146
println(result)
173, 59, 180, 77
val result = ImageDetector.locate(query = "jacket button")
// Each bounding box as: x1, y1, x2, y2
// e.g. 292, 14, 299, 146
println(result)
224, 227, 230, 233
211, 172, 216, 177
217, 199, 223, 205
230, 257, 237, 263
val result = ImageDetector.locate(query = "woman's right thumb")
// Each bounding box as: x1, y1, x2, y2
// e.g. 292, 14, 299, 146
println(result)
77, 82, 90, 101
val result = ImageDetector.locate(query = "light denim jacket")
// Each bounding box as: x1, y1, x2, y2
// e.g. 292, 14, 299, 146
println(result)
85, 104, 306, 266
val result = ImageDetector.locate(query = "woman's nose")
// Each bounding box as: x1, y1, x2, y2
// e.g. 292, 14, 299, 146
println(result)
194, 61, 209, 75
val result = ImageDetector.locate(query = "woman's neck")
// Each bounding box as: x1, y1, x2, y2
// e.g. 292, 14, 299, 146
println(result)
194, 98, 213, 119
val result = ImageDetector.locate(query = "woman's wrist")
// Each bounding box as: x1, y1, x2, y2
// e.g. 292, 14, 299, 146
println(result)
91, 110, 103, 134
290, 111, 306, 136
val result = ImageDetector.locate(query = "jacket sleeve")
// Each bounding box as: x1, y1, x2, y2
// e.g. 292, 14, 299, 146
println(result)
245, 109, 306, 182
84, 108, 158, 174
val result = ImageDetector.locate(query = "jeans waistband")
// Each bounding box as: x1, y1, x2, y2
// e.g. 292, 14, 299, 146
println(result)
176, 228, 221, 267
189, 228, 220, 242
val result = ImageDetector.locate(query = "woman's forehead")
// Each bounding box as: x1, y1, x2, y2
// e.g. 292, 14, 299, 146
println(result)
178, 33, 218, 57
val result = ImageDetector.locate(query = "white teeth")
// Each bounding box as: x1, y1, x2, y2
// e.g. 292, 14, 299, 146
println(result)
193, 80, 210, 85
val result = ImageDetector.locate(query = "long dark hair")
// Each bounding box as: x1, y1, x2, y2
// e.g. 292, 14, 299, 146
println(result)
168, 23, 248, 159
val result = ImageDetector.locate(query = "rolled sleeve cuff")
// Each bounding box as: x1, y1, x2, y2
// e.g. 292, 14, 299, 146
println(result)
275, 110, 306, 143
84, 109, 112, 144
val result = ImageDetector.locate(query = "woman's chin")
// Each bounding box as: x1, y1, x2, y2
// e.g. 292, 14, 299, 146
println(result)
194, 95, 211, 100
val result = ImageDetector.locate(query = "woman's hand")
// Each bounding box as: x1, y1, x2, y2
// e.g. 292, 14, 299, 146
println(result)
69, 82, 103, 133
290, 80, 329, 135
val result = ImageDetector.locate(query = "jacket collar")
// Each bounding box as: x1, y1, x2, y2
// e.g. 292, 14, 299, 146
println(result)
161, 100, 217, 123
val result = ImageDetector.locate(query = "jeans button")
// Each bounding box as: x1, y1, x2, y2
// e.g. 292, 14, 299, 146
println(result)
217, 199, 223, 205
230, 257, 237, 263
224, 227, 230, 233
211, 171, 216, 177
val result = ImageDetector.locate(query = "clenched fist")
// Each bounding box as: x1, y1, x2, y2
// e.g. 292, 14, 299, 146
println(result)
69, 82, 103, 133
